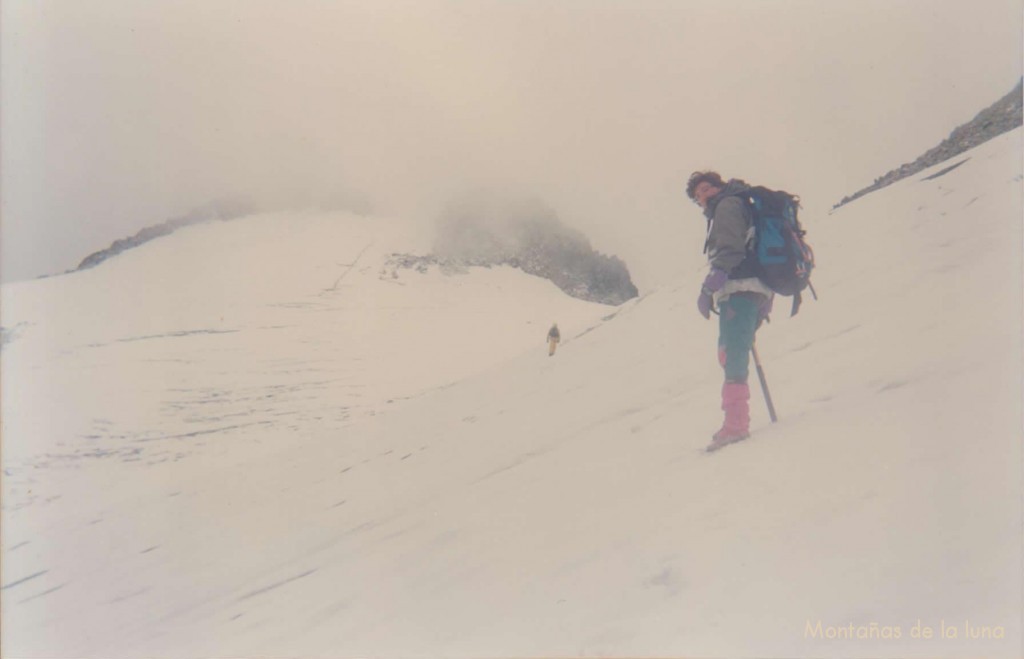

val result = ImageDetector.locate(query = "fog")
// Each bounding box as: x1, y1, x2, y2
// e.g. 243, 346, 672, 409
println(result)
2, 0, 1021, 288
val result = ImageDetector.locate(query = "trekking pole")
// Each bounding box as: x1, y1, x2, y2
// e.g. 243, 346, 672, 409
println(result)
751, 343, 778, 423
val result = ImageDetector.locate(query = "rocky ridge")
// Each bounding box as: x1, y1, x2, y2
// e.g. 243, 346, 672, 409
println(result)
381, 197, 640, 306
71, 195, 639, 306
383, 218, 639, 306
75, 200, 254, 272
412, 202, 640, 306
834, 79, 1022, 209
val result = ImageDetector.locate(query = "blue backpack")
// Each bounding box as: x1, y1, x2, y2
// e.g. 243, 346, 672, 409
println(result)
744, 187, 816, 315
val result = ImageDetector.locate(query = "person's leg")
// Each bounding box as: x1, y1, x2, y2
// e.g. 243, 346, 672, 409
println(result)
718, 295, 759, 383
710, 295, 760, 447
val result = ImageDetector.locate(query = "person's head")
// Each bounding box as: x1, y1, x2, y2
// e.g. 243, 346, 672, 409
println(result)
686, 171, 726, 209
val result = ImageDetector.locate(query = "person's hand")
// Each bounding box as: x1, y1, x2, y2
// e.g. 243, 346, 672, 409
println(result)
697, 290, 713, 319
696, 268, 727, 319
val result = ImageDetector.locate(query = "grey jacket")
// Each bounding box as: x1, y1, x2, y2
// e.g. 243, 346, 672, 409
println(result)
703, 181, 773, 304
705, 195, 753, 273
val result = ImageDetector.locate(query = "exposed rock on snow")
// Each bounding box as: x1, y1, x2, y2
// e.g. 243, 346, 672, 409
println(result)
414, 197, 640, 305
834, 79, 1022, 209
75, 200, 254, 272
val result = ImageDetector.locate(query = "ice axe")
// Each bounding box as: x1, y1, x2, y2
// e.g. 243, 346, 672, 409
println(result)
751, 343, 777, 423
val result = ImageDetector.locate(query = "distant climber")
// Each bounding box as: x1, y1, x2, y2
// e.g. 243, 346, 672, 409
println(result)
547, 323, 561, 356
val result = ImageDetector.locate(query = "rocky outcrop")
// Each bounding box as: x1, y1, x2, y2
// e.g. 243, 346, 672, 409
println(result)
75, 199, 254, 271
505, 218, 639, 305
834, 79, 1022, 209
386, 199, 639, 306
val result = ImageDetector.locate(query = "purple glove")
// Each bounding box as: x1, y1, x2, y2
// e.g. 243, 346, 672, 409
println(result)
697, 268, 728, 319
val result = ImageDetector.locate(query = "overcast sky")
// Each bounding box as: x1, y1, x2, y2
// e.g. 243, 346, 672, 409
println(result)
2, 0, 1021, 287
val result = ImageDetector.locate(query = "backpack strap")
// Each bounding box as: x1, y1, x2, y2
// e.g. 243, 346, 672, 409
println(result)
790, 291, 802, 317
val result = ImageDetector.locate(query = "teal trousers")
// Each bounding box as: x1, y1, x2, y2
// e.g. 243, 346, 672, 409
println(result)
717, 294, 760, 383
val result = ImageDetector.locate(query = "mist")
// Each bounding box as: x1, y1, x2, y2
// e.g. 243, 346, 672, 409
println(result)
2, 0, 1021, 288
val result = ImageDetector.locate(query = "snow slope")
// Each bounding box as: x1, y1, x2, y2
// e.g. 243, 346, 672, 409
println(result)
2, 129, 1021, 658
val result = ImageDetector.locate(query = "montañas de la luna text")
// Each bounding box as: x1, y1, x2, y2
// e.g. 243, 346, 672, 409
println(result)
805, 619, 1006, 641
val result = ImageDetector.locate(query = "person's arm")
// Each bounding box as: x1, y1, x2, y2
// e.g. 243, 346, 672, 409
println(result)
697, 196, 752, 319
706, 196, 751, 273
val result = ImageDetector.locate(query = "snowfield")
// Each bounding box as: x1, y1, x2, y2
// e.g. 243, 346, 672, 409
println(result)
2, 128, 1022, 658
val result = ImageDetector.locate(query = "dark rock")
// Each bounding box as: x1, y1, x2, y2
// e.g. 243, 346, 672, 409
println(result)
386, 199, 639, 306
75, 199, 254, 271
834, 79, 1022, 209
